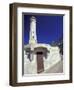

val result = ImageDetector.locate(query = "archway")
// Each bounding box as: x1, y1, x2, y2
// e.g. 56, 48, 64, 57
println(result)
36, 52, 44, 73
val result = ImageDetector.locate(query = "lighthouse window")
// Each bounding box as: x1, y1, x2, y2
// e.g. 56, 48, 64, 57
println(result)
33, 32, 34, 33
32, 36, 34, 38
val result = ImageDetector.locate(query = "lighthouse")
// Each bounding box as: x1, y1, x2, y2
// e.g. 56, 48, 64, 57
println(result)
24, 16, 61, 74
29, 16, 37, 44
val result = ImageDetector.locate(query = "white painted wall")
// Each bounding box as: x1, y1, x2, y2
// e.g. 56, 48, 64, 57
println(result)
44, 47, 61, 71
24, 45, 61, 74
24, 53, 37, 74
0, 0, 74, 90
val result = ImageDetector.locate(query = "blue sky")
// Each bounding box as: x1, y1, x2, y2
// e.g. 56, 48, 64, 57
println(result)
23, 15, 63, 45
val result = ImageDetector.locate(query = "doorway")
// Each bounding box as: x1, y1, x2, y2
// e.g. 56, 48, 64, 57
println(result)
36, 52, 44, 73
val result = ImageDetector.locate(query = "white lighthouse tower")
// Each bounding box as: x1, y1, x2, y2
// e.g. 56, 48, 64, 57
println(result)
29, 16, 37, 44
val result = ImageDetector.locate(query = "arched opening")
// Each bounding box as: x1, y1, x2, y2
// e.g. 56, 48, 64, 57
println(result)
36, 52, 44, 73
33, 47, 49, 73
